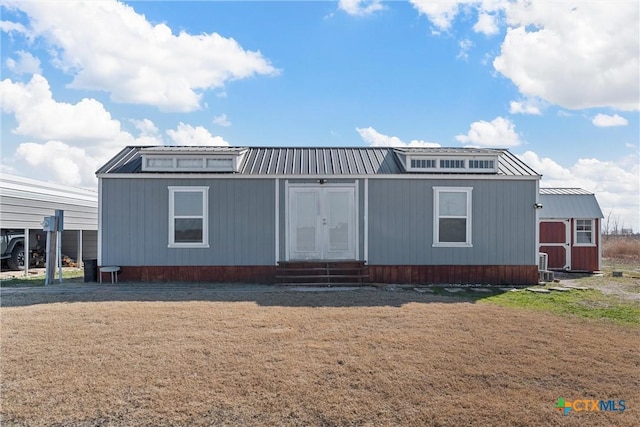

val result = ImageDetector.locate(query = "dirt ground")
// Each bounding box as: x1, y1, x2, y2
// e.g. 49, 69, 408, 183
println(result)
1, 285, 638, 427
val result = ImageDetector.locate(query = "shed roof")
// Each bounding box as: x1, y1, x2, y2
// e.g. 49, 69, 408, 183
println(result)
97, 146, 539, 177
539, 188, 603, 219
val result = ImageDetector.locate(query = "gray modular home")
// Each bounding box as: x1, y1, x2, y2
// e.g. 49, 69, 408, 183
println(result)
97, 146, 541, 285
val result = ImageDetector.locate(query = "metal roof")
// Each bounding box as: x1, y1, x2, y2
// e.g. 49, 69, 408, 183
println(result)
540, 188, 595, 195
140, 146, 247, 154
539, 190, 603, 219
96, 146, 540, 177
0, 173, 98, 230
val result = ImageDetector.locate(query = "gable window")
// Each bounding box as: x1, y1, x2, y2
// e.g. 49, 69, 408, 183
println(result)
168, 186, 209, 248
575, 219, 595, 245
433, 187, 472, 247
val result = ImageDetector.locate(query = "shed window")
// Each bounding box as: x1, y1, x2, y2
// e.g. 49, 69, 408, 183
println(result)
433, 187, 472, 247
575, 219, 595, 245
168, 187, 209, 248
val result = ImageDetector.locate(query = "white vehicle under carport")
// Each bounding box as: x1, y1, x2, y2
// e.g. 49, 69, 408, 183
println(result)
1, 229, 26, 270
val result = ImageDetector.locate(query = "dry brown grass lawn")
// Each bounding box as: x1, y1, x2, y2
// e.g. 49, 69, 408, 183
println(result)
1, 292, 638, 426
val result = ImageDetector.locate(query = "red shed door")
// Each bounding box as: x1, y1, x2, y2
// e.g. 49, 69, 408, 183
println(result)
539, 220, 571, 270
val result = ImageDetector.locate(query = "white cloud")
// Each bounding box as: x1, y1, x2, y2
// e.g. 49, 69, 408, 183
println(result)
213, 113, 231, 127
473, 12, 499, 35
494, 1, 639, 111
509, 98, 543, 115
131, 118, 159, 137
15, 140, 100, 187
410, 0, 507, 33
519, 151, 640, 231
455, 116, 522, 147
166, 123, 229, 146
0, 75, 121, 141
338, 0, 385, 16
409, 0, 463, 32
0, 74, 163, 187
457, 39, 473, 61
355, 127, 440, 147
2, 0, 278, 112
5, 51, 41, 75
592, 113, 629, 127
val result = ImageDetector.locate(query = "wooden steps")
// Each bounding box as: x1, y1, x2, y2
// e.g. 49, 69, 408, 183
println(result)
276, 261, 369, 286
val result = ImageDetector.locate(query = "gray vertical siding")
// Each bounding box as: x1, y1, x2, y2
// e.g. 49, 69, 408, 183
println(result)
103, 176, 536, 267
367, 179, 537, 265
101, 178, 275, 266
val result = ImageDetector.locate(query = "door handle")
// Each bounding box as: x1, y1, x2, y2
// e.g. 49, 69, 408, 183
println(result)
321, 218, 327, 225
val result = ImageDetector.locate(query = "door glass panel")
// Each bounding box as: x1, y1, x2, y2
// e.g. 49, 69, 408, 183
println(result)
295, 191, 317, 252
327, 191, 350, 252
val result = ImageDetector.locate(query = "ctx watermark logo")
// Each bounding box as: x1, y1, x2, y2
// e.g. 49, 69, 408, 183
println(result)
554, 397, 626, 415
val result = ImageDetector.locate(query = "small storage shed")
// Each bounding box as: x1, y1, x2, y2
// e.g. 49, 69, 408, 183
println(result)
538, 188, 603, 272
97, 146, 543, 285
0, 173, 99, 272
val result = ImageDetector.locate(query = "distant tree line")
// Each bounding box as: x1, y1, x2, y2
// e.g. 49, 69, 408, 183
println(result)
602, 209, 636, 238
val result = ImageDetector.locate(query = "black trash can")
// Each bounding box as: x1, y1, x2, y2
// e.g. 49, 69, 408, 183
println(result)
83, 259, 98, 282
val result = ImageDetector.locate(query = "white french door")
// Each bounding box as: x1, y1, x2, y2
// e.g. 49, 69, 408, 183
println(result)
288, 185, 356, 260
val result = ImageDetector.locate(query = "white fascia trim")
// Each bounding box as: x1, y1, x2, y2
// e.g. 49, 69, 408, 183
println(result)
535, 179, 540, 265
98, 173, 540, 181
97, 177, 103, 266
275, 178, 279, 265
363, 178, 368, 263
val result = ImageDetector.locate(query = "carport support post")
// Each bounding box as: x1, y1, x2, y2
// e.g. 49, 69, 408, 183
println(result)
24, 228, 29, 277
56, 210, 63, 283
45, 230, 55, 286
77, 230, 83, 268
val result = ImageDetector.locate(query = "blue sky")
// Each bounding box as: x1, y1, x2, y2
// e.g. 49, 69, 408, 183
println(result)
1, 0, 638, 230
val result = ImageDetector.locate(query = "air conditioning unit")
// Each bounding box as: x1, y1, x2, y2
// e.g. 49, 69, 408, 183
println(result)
538, 253, 548, 271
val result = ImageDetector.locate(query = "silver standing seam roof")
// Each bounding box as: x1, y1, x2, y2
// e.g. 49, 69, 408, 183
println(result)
96, 146, 539, 177
539, 188, 603, 219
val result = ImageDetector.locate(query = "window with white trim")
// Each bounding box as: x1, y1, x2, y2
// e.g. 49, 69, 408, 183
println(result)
168, 187, 209, 248
433, 187, 472, 247
575, 219, 595, 245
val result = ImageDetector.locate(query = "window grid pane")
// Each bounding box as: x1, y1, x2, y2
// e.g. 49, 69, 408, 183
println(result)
440, 159, 465, 169
439, 192, 467, 216
469, 159, 494, 169
174, 192, 203, 216
176, 158, 203, 168
174, 218, 203, 243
